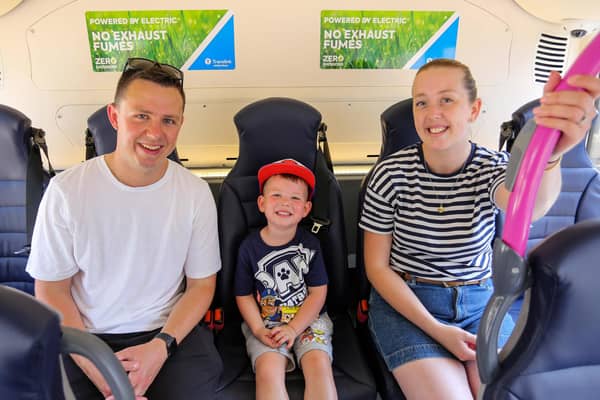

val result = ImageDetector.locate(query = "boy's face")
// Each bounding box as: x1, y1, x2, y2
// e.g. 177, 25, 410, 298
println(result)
258, 175, 312, 231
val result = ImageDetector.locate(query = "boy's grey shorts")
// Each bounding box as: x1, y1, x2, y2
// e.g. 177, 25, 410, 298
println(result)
241, 312, 333, 372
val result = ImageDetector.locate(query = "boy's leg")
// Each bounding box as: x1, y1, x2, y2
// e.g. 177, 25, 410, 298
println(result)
242, 322, 294, 399
145, 325, 222, 400
293, 312, 336, 400
255, 352, 289, 400
299, 350, 337, 400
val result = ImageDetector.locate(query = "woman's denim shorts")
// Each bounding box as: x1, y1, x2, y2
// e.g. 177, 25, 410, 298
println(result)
368, 279, 515, 371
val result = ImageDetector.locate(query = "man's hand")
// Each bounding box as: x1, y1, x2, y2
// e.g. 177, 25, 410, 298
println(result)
115, 339, 168, 397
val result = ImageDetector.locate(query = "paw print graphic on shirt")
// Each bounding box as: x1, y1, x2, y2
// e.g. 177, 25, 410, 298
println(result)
277, 267, 291, 281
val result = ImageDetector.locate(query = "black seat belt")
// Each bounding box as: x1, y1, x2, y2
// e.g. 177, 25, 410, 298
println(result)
85, 129, 97, 160
308, 122, 333, 235
16, 128, 55, 256
318, 122, 333, 171
499, 120, 515, 152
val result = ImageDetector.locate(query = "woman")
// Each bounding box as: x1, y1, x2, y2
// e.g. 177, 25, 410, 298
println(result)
360, 59, 600, 399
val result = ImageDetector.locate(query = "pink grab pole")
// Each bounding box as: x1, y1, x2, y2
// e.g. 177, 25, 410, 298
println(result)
477, 33, 600, 385
501, 33, 600, 257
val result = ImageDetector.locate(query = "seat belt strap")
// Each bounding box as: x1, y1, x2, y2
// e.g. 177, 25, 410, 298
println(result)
18, 128, 55, 256
310, 123, 333, 235
85, 129, 97, 160
499, 121, 514, 152
32, 128, 56, 177
317, 122, 333, 171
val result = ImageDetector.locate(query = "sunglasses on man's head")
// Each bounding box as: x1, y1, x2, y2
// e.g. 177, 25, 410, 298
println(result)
123, 57, 184, 86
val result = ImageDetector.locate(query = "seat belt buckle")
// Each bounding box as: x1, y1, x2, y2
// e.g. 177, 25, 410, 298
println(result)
357, 299, 369, 324
32, 128, 47, 147
310, 218, 330, 234
14, 245, 31, 256
203, 310, 214, 330
213, 308, 224, 332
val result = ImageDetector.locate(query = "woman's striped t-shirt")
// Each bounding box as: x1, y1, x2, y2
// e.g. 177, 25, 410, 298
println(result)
359, 143, 509, 282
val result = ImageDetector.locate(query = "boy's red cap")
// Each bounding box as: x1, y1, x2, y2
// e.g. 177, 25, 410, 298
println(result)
258, 159, 315, 197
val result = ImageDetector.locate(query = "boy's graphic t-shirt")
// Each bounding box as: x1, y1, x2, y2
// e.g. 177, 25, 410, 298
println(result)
234, 228, 328, 325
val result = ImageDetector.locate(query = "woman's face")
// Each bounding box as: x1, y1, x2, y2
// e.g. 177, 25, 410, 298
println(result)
412, 66, 481, 155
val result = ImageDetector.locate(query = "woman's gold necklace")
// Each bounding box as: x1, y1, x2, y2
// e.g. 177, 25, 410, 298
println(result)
424, 161, 467, 213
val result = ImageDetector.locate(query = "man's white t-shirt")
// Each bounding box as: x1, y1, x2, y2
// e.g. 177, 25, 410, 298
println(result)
26, 156, 221, 334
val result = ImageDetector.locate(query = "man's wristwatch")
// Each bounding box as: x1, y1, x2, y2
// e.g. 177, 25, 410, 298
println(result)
155, 332, 178, 357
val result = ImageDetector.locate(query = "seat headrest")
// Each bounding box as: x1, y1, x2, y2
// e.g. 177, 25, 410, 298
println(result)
0, 286, 64, 398
504, 98, 593, 168
520, 220, 600, 370
0, 104, 31, 180
379, 98, 420, 160
87, 106, 118, 157
481, 220, 600, 399
511, 99, 539, 133
231, 97, 322, 176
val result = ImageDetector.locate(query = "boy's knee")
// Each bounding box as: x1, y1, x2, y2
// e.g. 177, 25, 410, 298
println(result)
255, 364, 284, 385
300, 349, 332, 372
255, 352, 287, 380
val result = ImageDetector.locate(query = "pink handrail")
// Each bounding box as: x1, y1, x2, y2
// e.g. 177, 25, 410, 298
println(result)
502, 34, 600, 256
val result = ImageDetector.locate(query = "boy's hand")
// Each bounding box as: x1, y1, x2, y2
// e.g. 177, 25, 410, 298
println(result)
271, 324, 298, 350
254, 326, 279, 348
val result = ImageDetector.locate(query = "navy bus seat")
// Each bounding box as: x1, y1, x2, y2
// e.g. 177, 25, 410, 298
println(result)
85, 105, 182, 163
479, 220, 600, 400
0, 285, 135, 399
356, 98, 419, 322
355, 98, 418, 400
0, 104, 52, 295
215, 97, 377, 399
497, 99, 600, 318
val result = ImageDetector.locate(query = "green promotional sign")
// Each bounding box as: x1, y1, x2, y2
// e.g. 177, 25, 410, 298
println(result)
86, 10, 236, 72
320, 10, 459, 69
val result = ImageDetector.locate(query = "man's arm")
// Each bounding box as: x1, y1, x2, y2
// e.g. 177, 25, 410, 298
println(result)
115, 274, 216, 397
35, 278, 85, 329
161, 274, 216, 343
35, 279, 114, 397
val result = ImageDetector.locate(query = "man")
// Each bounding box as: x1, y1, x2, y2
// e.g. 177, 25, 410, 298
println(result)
26, 58, 222, 399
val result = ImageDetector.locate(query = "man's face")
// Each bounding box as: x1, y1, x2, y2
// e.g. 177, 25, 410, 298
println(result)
108, 79, 184, 176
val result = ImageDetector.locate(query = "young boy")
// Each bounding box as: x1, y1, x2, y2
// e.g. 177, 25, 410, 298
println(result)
234, 158, 338, 400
